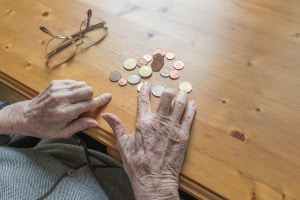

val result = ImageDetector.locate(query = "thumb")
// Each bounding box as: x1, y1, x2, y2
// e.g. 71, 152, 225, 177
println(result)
101, 113, 127, 141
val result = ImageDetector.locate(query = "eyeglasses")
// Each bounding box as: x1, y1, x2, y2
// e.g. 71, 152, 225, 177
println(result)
40, 9, 108, 67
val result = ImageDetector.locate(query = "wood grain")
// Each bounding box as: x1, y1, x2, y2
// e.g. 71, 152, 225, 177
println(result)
0, 0, 299, 199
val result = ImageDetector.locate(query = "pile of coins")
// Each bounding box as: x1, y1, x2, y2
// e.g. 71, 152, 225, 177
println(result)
109, 48, 192, 97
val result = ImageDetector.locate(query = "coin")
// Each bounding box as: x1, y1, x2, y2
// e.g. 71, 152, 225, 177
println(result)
136, 57, 147, 67
173, 60, 184, 70
179, 81, 192, 93
151, 53, 164, 72
160, 66, 172, 77
151, 83, 167, 97
152, 48, 166, 56
127, 73, 141, 85
166, 52, 175, 60
169, 69, 180, 79
143, 54, 153, 63
137, 82, 144, 92
109, 71, 121, 82
118, 77, 127, 86
139, 66, 152, 78
123, 58, 137, 70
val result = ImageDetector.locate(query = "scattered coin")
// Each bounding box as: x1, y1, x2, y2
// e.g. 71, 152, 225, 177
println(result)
160, 66, 172, 77
123, 58, 137, 70
179, 81, 192, 93
151, 83, 167, 97
170, 69, 180, 79
137, 82, 144, 92
139, 66, 152, 78
173, 60, 184, 70
166, 52, 175, 60
152, 48, 166, 56
127, 73, 141, 85
109, 71, 121, 82
151, 53, 164, 72
118, 77, 127, 86
136, 57, 147, 67
143, 54, 153, 63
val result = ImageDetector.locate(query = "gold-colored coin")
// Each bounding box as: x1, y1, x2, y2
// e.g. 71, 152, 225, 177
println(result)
143, 54, 153, 63
173, 60, 184, 70
139, 66, 152, 78
123, 58, 137, 70
166, 52, 175, 60
151, 83, 167, 97
137, 82, 144, 92
179, 81, 192, 93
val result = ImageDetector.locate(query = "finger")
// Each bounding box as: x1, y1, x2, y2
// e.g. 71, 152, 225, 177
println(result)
65, 86, 94, 104
102, 113, 128, 154
137, 82, 151, 119
181, 101, 197, 132
64, 93, 112, 116
58, 117, 99, 138
156, 88, 176, 116
169, 90, 188, 123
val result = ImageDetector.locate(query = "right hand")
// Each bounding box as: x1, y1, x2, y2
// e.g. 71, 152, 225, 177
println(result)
102, 82, 197, 199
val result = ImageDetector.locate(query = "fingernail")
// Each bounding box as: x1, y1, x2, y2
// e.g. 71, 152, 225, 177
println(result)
102, 93, 112, 101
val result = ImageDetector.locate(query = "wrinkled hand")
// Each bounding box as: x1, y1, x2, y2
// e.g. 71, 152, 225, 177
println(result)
0, 80, 111, 139
102, 82, 197, 200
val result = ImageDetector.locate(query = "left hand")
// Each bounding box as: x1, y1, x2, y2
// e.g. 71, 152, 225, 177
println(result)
0, 80, 111, 139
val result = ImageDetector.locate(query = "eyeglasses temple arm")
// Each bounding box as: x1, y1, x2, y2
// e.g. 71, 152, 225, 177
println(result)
40, 26, 56, 38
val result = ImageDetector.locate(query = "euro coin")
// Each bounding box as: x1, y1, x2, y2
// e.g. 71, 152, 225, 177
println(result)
143, 54, 153, 63
152, 48, 166, 56
118, 77, 127, 86
137, 57, 147, 67
166, 52, 175, 60
173, 60, 184, 70
123, 58, 137, 70
127, 73, 141, 85
137, 82, 144, 92
109, 71, 121, 82
170, 69, 180, 79
160, 67, 171, 77
139, 66, 152, 78
151, 83, 167, 97
179, 81, 192, 93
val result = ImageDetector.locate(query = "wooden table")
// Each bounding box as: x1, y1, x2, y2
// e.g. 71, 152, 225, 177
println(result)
1, 0, 299, 199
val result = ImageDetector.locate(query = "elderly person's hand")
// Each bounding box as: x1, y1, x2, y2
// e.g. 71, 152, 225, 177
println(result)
0, 80, 111, 139
102, 82, 197, 200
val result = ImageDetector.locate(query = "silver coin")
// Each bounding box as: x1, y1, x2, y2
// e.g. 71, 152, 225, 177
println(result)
151, 83, 167, 97
127, 73, 141, 85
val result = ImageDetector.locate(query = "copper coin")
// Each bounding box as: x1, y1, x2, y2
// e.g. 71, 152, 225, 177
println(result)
153, 53, 163, 59
136, 57, 147, 67
118, 77, 127, 86
160, 66, 172, 77
173, 60, 184, 70
152, 48, 166, 56
143, 54, 153, 63
151, 59, 164, 72
170, 69, 180, 79
109, 71, 121, 82
166, 52, 175, 60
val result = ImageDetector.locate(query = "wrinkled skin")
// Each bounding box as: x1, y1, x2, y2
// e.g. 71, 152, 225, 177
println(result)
0, 80, 111, 138
102, 82, 197, 200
